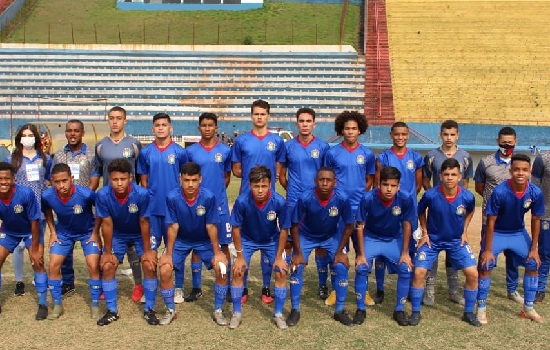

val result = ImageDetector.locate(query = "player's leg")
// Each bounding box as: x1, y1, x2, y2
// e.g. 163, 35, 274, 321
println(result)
504, 250, 523, 304
24, 234, 48, 321
269, 240, 288, 329
186, 250, 203, 302
333, 259, 353, 326
288, 236, 314, 327
315, 247, 330, 300
260, 250, 273, 304
445, 253, 464, 305
61, 248, 76, 297
198, 243, 229, 327
127, 244, 144, 302
409, 244, 439, 326
47, 235, 73, 320
423, 259, 438, 306
536, 220, 550, 303
477, 233, 504, 325
228, 241, 255, 329
383, 238, 411, 326
81, 234, 102, 319
373, 257, 386, 304
0, 236, 16, 313
12, 240, 26, 296
97, 236, 123, 326
353, 235, 378, 325
218, 218, 233, 302
136, 236, 159, 326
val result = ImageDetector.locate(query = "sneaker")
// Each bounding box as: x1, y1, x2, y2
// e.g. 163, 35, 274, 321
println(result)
144, 308, 160, 325
229, 312, 243, 329
423, 289, 435, 306
448, 292, 465, 305
97, 310, 120, 326
261, 287, 274, 304
373, 290, 384, 305
520, 306, 545, 323
365, 291, 375, 306
408, 311, 421, 326
286, 308, 301, 327
241, 288, 249, 304
334, 310, 353, 326
61, 284, 76, 297
477, 306, 488, 325
318, 285, 329, 300
213, 309, 228, 326
462, 312, 482, 327
91, 306, 101, 320
131, 284, 144, 302
273, 313, 288, 329
352, 309, 366, 325
159, 308, 177, 325
185, 288, 203, 302
535, 291, 546, 304
325, 290, 336, 306
174, 288, 185, 304
47, 304, 64, 320
393, 310, 409, 326
508, 291, 524, 304
14, 282, 25, 296
35, 304, 48, 321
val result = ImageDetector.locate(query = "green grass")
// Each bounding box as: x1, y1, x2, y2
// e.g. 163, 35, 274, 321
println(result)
3, 0, 360, 46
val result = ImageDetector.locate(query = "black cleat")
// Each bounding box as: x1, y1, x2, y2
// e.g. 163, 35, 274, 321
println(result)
144, 308, 160, 325
462, 312, 482, 327
318, 285, 329, 300
35, 304, 48, 321
353, 309, 366, 325
97, 310, 120, 326
61, 284, 76, 297
409, 311, 421, 326
286, 308, 301, 327
14, 282, 25, 296
374, 290, 385, 304
535, 291, 545, 304
393, 310, 409, 326
184, 288, 203, 302
334, 310, 354, 326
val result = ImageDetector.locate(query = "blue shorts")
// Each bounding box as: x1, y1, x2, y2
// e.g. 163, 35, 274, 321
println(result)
172, 240, 214, 270
0, 231, 44, 253
415, 240, 477, 271
110, 233, 144, 262
150, 215, 167, 250
364, 235, 406, 273
50, 232, 101, 257
479, 230, 537, 271
241, 239, 277, 268
540, 220, 550, 258
297, 234, 338, 264
217, 212, 232, 245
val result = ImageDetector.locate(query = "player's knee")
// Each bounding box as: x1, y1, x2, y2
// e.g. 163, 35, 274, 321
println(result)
101, 261, 116, 274
355, 264, 368, 276
414, 267, 428, 280
398, 263, 412, 277
334, 262, 348, 275
275, 271, 286, 282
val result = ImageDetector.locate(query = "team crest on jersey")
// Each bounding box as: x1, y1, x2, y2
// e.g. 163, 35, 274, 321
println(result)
392, 206, 402, 216
311, 149, 320, 159
417, 252, 426, 261
266, 142, 276, 151
356, 155, 365, 164
196, 206, 206, 216
523, 199, 532, 209
122, 148, 132, 158
215, 153, 223, 163
0, 233, 5, 239
14, 204, 23, 214
543, 221, 550, 231
167, 154, 176, 164
407, 160, 414, 170
128, 203, 138, 213
456, 205, 465, 216
79, 157, 87, 166
73, 204, 83, 214
267, 210, 277, 221
329, 207, 339, 217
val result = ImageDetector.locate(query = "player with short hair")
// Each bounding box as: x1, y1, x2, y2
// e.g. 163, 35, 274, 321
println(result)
95, 158, 158, 326
42, 163, 101, 320
477, 154, 545, 324
410, 158, 480, 327
229, 165, 290, 329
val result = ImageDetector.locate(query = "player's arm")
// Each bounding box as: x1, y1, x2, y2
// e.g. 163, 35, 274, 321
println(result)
475, 182, 485, 196
480, 215, 497, 269
274, 228, 289, 272
232, 162, 242, 178
374, 160, 382, 188
289, 223, 305, 267
140, 174, 149, 188
415, 168, 423, 194
89, 177, 100, 191
276, 162, 283, 183
462, 209, 475, 245
29, 219, 43, 268
224, 171, 231, 188
463, 178, 470, 189
231, 225, 247, 274
365, 174, 374, 191
165, 223, 178, 256
101, 216, 114, 254
400, 220, 413, 269
422, 176, 432, 190
417, 206, 430, 248
44, 208, 60, 246
334, 223, 354, 267
279, 167, 288, 190
529, 215, 542, 267
353, 222, 367, 267
88, 217, 102, 249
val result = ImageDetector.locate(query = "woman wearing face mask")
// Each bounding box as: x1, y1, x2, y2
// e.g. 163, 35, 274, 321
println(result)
6, 124, 52, 299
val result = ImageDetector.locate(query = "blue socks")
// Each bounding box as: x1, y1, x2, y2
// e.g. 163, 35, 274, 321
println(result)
290, 264, 304, 311
161, 287, 175, 310
464, 288, 477, 313
34, 272, 48, 306
354, 264, 368, 311
395, 270, 411, 312
231, 285, 244, 313
61, 252, 75, 286
375, 259, 386, 292
48, 278, 63, 305
477, 276, 491, 308
260, 252, 272, 289
143, 278, 158, 311
334, 263, 349, 313
410, 287, 424, 312
88, 278, 102, 307
102, 278, 119, 313
191, 262, 203, 289
274, 286, 287, 315
315, 254, 330, 288
174, 266, 184, 289
214, 283, 228, 310
524, 274, 538, 307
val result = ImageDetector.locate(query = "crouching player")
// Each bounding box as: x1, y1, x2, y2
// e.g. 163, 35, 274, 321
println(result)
230, 165, 290, 329
354, 166, 414, 326
159, 161, 227, 325
287, 167, 357, 326
0, 162, 48, 319
477, 154, 545, 324
95, 158, 158, 326
42, 164, 101, 320
410, 158, 480, 327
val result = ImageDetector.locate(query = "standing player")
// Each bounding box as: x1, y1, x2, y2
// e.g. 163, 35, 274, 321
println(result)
94, 158, 158, 326
279, 108, 331, 300
93, 106, 144, 303
231, 99, 286, 304
422, 119, 473, 305
158, 162, 227, 325
474, 127, 522, 304
185, 113, 232, 304
477, 154, 545, 324
42, 164, 101, 320
229, 166, 290, 329
409, 158, 480, 327
532, 149, 550, 303
0, 162, 48, 319
287, 167, 357, 326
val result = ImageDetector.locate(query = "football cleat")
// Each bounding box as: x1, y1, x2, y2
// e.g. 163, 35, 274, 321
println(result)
229, 312, 242, 329
423, 288, 435, 306
144, 309, 160, 325
273, 313, 288, 329
159, 308, 177, 325
365, 291, 375, 306
286, 308, 301, 327
35, 304, 48, 321
97, 310, 120, 326
174, 288, 185, 304
462, 312, 482, 327
508, 291, 524, 305
14, 282, 26, 296
185, 288, 203, 302
241, 288, 249, 304
131, 284, 144, 302
393, 310, 409, 326
535, 291, 545, 304
448, 292, 465, 305
520, 307, 544, 323
61, 284, 76, 297
47, 304, 64, 320
334, 310, 354, 326
408, 311, 422, 326
477, 307, 488, 325
213, 309, 228, 326
352, 309, 366, 325
318, 285, 329, 300
325, 290, 336, 306
373, 290, 384, 305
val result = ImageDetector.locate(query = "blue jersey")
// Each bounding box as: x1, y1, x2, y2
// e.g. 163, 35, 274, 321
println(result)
324, 143, 375, 209
41, 185, 96, 236
165, 187, 219, 243
0, 184, 41, 237
356, 189, 416, 241
137, 141, 188, 216
284, 136, 329, 206
486, 180, 545, 233
7, 153, 52, 212
230, 191, 290, 243
423, 147, 473, 187
95, 184, 150, 235
377, 148, 423, 199
94, 135, 141, 183
231, 131, 286, 194
291, 189, 353, 241
186, 141, 232, 215
418, 186, 475, 243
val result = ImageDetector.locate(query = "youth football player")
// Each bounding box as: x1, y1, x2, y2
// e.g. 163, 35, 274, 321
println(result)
287, 167, 357, 327
229, 165, 290, 329
477, 154, 545, 324
355, 166, 415, 326
42, 163, 101, 320
410, 158, 480, 327
0, 162, 48, 319
158, 161, 227, 325
474, 127, 522, 304
279, 108, 331, 300
95, 158, 158, 326
422, 120, 473, 305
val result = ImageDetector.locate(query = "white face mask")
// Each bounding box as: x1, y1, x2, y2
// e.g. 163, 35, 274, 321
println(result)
20, 136, 35, 148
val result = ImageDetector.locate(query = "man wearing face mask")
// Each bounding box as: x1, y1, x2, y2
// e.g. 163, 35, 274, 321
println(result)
474, 127, 522, 304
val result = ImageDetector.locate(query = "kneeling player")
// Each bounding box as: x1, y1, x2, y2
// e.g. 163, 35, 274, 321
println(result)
354, 166, 414, 326
410, 158, 480, 327
42, 164, 101, 320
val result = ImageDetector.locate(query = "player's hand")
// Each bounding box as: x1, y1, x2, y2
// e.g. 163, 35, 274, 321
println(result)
334, 251, 349, 268
528, 249, 542, 269
49, 232, 61, 247
290, 252, 306, 272
355, 254, 367, 268
417, 235, 431, 249
86, 232, 102, 250
273, 257, 288, 273
460, 233, 468, 246
399, 252, 413, 270
480, 250, 495, 270
158, 253, 173, 270
232, 256, 248, 277
29, 246, 44, 268
141, 249, 158, 270
100, 252, 117, 270
213, 250, 228, 267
